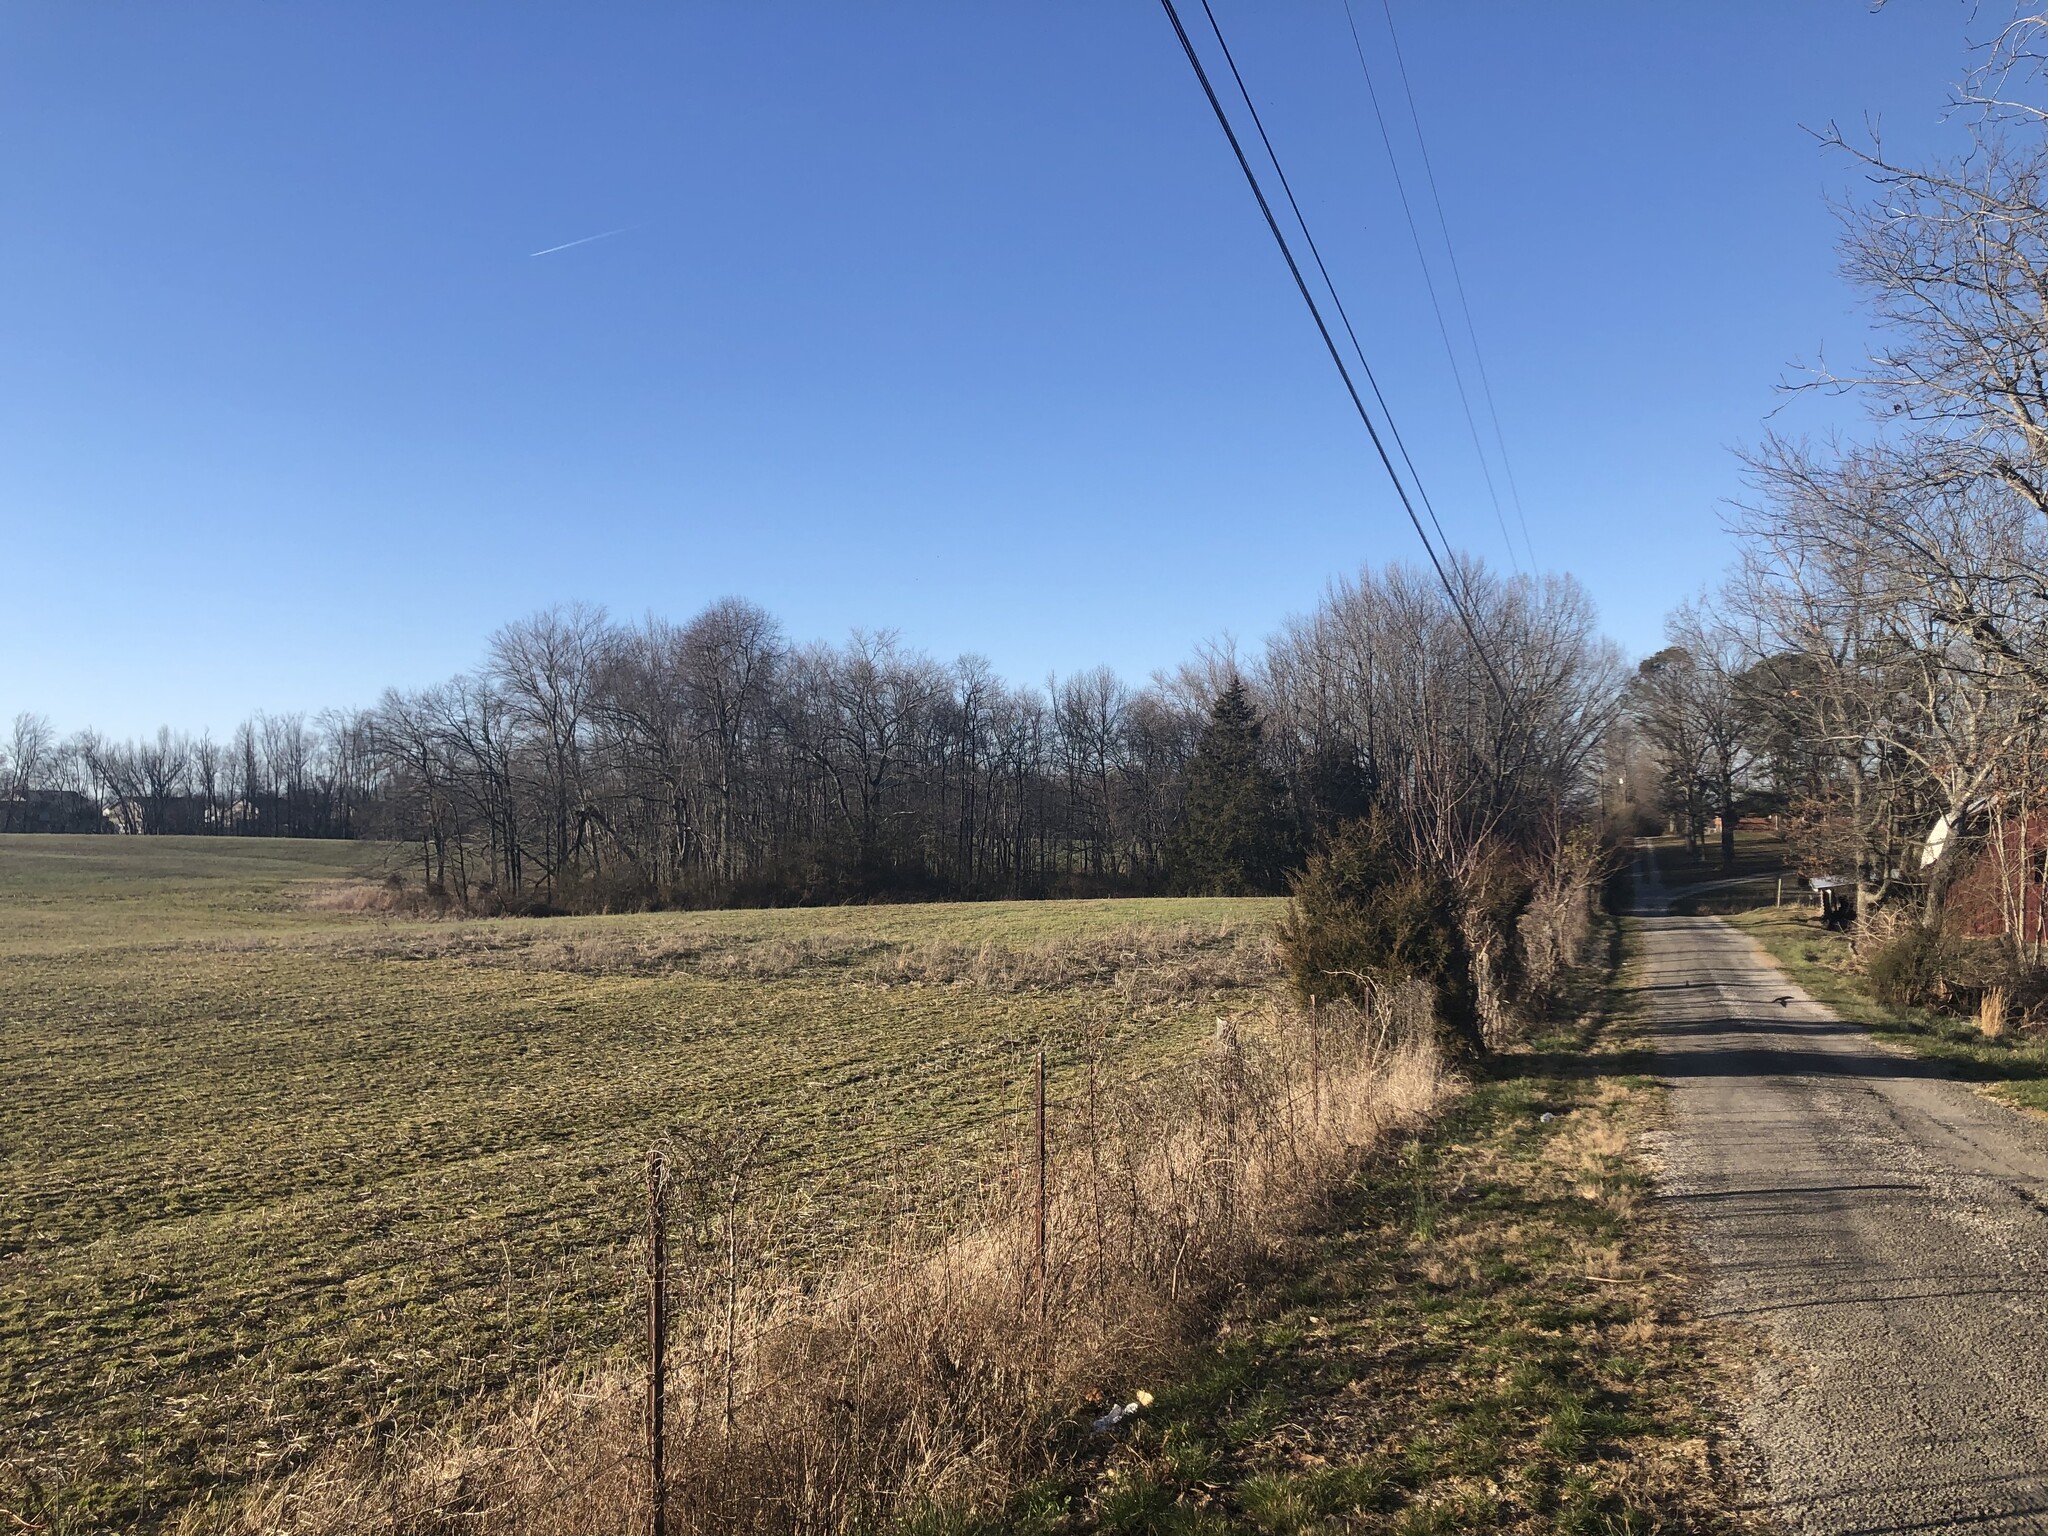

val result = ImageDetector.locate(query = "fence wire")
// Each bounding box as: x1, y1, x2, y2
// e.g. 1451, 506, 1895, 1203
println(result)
13, 1003, 1391, 1534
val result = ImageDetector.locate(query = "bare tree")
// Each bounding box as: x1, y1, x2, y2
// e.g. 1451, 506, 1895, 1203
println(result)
1730, 439, 2041, 919
1639, 604, 1761, 869
678, 599, 783, 887
193, 733, 221, 832
1263, 562, 1619, 879
1629, 648, 1712, 855
489, 603, 608, 898
2, 712, 54, 831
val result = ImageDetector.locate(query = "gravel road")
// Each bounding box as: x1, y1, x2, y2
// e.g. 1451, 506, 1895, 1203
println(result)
1639, 856, 2048, 1534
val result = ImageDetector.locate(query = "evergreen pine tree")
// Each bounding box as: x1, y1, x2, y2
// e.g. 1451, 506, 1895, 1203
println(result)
1165, 680, 1296, 895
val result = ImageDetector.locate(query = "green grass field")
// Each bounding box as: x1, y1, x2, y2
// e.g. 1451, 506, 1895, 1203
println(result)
0, 836, 1284, 1533
1641, 831, 1797, 917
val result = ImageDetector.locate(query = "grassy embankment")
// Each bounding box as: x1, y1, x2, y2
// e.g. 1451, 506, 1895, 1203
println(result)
991, 916, 1771, 1535
0, 836, 1280, 1532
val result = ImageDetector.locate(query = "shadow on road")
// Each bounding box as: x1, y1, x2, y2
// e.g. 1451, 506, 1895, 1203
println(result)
1661, 1181, 1926, 1203
1512, 1039, 2048, 1085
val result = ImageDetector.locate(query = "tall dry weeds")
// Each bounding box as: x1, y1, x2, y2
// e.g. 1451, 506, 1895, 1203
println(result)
221, 986, 1452, 1536
1980, 985, 2011, 1039
1517, 829, 1606, 1007
305, 919, 1278, 1000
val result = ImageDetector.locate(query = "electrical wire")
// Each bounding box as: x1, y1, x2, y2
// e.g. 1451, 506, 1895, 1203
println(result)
1156, 0, 1511, 704
1372, 0, 1539, 571
1338, 0, 1520, 573
1192, 0, 1465, 584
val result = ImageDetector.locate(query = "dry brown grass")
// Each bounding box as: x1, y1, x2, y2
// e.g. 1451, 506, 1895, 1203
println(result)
871, 922, 1277, 998
305, 875, 456, 918
307, 917, 1279, 999
1981, 985, 2011, 1040
217, 987, 1452, 1536
1027, 1012, 1774, 1532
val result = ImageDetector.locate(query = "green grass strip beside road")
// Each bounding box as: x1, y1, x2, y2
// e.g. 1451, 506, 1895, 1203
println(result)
1726, 907, 2048, 1118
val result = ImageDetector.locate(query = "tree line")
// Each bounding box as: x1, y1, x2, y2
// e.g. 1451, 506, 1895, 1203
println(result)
5, 563, 1622, 912
0, 709, 374, 839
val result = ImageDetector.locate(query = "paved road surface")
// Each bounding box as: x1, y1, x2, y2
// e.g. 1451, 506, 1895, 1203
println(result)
1637, 853, 2048, 1534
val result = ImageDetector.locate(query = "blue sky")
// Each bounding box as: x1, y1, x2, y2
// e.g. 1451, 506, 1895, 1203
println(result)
1, 2, 1980, 738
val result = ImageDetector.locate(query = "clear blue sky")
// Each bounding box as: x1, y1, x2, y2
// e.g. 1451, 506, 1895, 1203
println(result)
1, 2, 1978, 739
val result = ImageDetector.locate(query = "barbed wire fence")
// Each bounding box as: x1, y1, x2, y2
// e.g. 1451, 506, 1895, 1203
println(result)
621, 990, 1429, 1536
8, 987, 1439, 1536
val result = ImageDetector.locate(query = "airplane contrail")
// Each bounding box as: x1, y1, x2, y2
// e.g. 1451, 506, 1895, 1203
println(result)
529, 225, 638, 258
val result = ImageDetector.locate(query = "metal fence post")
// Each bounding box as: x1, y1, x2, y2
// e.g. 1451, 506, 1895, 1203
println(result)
646, 1149, 669, 1536
1035, 1047, 1048, 1318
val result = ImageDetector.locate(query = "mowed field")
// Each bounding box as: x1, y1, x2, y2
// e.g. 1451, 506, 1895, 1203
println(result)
0, 836, 1285, 1532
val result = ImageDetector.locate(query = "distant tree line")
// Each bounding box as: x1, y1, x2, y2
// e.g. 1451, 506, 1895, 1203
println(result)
5, 561, 1622, 911
0, 709, 375, 839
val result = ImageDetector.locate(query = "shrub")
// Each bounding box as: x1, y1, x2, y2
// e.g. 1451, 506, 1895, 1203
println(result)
1864, 920, 1956, 1007
1278, 815, 1481, 1054
1857, 910, 2048, 1019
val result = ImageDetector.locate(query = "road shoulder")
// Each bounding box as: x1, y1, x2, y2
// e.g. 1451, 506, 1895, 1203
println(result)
1022, 918, 1775, 1534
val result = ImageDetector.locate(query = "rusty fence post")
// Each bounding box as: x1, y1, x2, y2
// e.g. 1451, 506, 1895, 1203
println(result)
724, 1170, 741, 1437
1309, 993, 1321, 1126
1035, 1047, 1048, 1319
646, 1149, 669, 1536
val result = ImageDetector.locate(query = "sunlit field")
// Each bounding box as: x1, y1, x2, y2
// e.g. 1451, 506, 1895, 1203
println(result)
0, 835, 1284, 1531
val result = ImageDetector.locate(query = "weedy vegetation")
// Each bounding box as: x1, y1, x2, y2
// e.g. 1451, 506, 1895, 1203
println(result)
1028, 919, 1773, 1535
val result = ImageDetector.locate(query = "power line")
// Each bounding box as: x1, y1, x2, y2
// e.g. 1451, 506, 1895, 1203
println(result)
1338, 0, 1520, 574
1156, 0, 1509, 703
1190, 0, 1463, 581
1373, 0, 1538, 571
